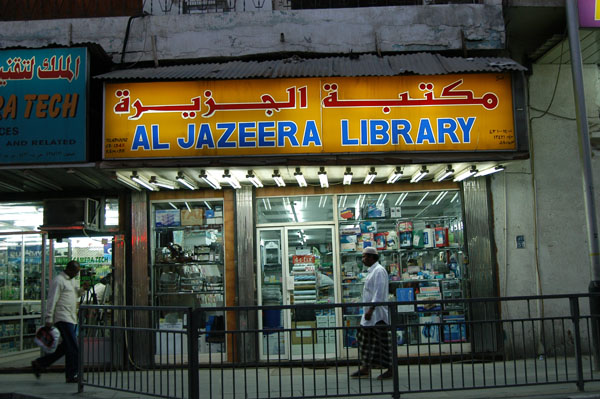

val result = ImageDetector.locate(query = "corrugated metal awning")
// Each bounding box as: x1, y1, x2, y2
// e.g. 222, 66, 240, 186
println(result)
93, 53, 526, 81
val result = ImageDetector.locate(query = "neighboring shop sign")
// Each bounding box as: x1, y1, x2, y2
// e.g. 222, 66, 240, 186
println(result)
103, 73, 515, 159
579, 0, 600, 27
0, 47, 87, 164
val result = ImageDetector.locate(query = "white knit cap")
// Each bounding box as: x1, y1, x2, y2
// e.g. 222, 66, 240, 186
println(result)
362, 246, 378, 255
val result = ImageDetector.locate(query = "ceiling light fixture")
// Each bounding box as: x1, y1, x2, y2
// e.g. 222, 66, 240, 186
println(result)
149, 176, 176, 190
432, 191, 449, 205
387, 167, 403, 184
474, 165, 505, 177
246, 170, 264, 188
418, 191, 429, 205
454, 166, 478, 182
272, 170, 286, 187
294, 168, 307, 187
343, 168, 353, 185
168, 202, 178, 209
176, 172, 198, 190
318, 195, 328, 208
410, 166, 429, 183
114, 172, 141, 191
130, 171, 156, 191
318, 167, 329, 188
450, 192, 459, 203
262, 198, 272, 210
199, 170, 221, 190
434, 165, 454, 182
223, 169, 241, 189
364, 167, 377, 184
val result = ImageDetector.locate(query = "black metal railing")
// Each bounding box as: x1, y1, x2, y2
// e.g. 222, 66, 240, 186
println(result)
78, 293, 600, 399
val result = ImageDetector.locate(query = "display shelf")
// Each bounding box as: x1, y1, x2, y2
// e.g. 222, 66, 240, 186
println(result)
156, 291, 223, 295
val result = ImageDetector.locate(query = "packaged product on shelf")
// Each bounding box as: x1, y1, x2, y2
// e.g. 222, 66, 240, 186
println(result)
423, 226, 435, 248
435, 226, 449, 247
442, 315, 467, 342
390, 206, 402, 218
366, 202, 388, 218
386, 231, 398, 249
155, 209, 181, 227
397, 221, 413, 232
340, 207, 355, 220
181, 209, 203, 226
375, 232, 388, 250
419, 315, 440, 343
340, 225, 361, 235
340, 235, 358, 252
412, 230, 424, 248
360, 221, 377, 233
396, 287, 415, 313
400, 231, 413, 248
358, 233, 374, 249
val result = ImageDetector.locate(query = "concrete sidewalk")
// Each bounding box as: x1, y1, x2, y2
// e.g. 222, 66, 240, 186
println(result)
3, 351, 600, 399
2, 370, 600, 399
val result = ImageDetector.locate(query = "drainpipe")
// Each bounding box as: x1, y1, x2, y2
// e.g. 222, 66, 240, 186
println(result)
120, 12, 149, 65
565, 0, 600, 370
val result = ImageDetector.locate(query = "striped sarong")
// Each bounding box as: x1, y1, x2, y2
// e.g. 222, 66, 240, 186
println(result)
357, 320, 392, 369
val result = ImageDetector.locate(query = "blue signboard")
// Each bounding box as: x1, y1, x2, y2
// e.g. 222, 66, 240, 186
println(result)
0, 47, 87, 164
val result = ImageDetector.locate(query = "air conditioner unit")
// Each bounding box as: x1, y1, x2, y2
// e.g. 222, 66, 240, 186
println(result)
43, 198, 100, 230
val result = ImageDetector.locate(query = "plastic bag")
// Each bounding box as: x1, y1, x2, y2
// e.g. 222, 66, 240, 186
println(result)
34, 326, 60, 353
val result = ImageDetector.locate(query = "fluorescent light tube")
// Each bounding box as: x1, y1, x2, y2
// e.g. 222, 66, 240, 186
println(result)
149, 176, 176, 190
272, 170, 286, 187
410, 166, 429, 183
114, 172, 141, 191
176, 172, 198, 190
294, 168, 307, 187
434, 165, 454, 182
418, 192, 429, 205
474, 165, 505, 177
364, 168, 377, 184
130, 172, 156, 191
199, 170, 221, 189
246, 170, 264, 188
318, 167, 328, 188
387, 167, 403, 184
223, 169, 241, 189
395, 192, 408, 206
454, 166, 478, 182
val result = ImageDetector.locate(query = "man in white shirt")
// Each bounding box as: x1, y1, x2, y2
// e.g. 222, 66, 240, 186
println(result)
31, 260, 89, 383
351, 246, 393, 380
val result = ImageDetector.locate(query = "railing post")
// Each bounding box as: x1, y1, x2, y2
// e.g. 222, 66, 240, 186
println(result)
188, 308, 200, 399
588, 283, 600, 370
569, 296, 585, 392
78, 307, 84, 393
390, 302, 400, 399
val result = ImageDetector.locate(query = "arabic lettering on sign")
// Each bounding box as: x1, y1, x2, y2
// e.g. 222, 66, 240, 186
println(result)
0, 55, 81, 87
103, 74, 515, 158
0, 48, 87, 165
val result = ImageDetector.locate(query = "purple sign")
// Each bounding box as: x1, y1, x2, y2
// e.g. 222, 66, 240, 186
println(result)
579, 0, 600, 27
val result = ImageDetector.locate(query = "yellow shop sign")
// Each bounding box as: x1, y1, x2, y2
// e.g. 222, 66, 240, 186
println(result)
103, 73, 516, 159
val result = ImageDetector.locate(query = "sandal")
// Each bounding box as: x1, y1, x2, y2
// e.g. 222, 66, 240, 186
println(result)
350, 370, 370, 379
376, 370, 393, 380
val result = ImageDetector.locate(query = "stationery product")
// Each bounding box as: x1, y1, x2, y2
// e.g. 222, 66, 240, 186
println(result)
340, 207, 355, 220
375, 232, 387, 250
435, 226, 449, 247
423, 226, 435, 248
397, 221, 413, 232
386, 231, 398, 249
412, 230, 424, 248
360, 221, 377, 233
400, 231, 412, 248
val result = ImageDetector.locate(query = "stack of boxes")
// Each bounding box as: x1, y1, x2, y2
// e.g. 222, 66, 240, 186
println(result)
315, 310, 337, 345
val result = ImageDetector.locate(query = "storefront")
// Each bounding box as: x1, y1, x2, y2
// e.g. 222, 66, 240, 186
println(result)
97, 54, 529, 362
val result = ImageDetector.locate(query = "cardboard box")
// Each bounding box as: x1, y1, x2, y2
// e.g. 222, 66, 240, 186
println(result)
292, 321, 315, 345
443, 315, 467, 342
419, 315, 440, 344
155, 209, 181, 227
181, 209, 203, 226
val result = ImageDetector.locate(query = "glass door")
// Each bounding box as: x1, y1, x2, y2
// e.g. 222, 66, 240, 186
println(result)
286, 226, 336, 360
258, 225, 338, 360
257, 228, 287, 359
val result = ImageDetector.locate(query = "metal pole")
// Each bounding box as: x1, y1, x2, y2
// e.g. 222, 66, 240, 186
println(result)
565, 0, 600, 370
569, 296, 585, 392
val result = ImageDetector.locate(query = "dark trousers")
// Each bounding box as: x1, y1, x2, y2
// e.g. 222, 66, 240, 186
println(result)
35, 321, 79, 379
358, 320, 392, 369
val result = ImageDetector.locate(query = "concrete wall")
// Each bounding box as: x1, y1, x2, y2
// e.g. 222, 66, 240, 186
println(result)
491, 62, 600, 355
0, 4, 504, 63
